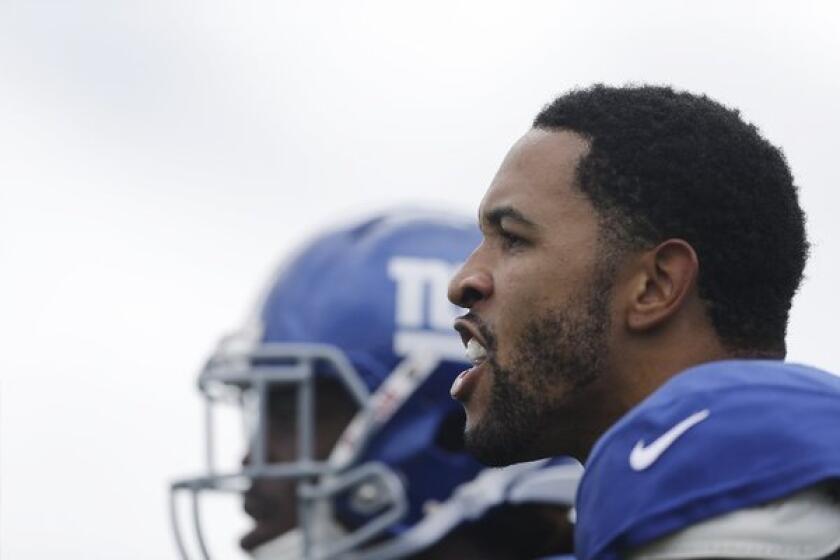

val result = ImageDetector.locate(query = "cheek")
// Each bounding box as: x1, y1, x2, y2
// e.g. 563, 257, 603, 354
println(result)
492, 268, 563, 335
494, 266, 539, 313
507, 257, 592, 315
488, 278, 538, 361
267, 422, 299, 462
315, 426, 345, 460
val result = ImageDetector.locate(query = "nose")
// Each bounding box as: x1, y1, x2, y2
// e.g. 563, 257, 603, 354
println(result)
448, 256, 493, 309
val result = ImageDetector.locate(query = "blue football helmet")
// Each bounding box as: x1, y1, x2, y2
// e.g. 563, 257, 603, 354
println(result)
169, 210, 581, 560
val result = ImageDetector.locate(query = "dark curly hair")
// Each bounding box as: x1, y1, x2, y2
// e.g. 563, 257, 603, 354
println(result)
534, 84, 808, 356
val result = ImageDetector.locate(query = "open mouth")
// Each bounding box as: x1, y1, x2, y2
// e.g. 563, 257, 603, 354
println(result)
465, 337, 488, 366
450, 330, 491, 401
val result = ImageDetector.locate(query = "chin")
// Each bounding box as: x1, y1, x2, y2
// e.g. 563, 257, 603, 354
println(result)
240, 521, 285, 552
464, 422, 533, 467
462, 408, 484, 433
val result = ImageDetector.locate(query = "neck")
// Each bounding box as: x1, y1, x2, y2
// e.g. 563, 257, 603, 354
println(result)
575, 321, 731, 462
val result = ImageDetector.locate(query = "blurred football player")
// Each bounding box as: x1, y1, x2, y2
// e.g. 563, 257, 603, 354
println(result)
447, 84, 840, 559
170, 210, 581, 559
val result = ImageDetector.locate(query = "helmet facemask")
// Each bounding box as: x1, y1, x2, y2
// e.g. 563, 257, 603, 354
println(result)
170, 341, 396, 559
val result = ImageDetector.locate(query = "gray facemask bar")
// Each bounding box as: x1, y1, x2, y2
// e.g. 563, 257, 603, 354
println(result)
169, 342, 413, 560
298, 461, 408, 559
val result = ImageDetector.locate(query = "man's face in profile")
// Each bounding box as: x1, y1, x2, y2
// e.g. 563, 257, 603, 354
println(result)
240, 379, 358, 552
449, 129, 617, 465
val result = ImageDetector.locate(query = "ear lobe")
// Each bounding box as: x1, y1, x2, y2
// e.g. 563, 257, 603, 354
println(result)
627, 239, 699, 331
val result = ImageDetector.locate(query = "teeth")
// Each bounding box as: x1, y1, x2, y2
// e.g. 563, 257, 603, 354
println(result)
465, 338, 487, 365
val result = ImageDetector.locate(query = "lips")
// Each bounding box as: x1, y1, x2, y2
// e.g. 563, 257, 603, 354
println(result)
451, 318, 491, 401
243, 492, 275, 520
454, 317, 488, 351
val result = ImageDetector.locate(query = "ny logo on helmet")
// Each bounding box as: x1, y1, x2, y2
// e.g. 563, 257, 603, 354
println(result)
388, 257, 464, 362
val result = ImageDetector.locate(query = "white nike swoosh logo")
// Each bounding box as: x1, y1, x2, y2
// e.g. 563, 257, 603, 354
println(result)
629, 409, 710, 471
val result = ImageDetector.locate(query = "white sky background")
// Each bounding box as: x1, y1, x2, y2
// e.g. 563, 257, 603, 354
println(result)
1, 1, 839, 557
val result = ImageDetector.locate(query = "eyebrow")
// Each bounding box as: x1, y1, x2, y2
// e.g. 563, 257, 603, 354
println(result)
481, 206, 538, 230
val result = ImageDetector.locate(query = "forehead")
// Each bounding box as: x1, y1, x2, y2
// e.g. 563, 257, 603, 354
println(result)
480, 128, 593, 226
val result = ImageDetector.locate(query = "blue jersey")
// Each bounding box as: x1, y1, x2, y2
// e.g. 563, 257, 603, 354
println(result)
574, 360, 840, 560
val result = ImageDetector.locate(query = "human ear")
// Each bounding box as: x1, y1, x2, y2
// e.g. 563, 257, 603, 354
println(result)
626, 239, 699, 331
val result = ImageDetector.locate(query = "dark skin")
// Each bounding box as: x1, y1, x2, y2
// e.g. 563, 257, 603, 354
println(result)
241, 375, 575, 558
240, 378, 359, 551
448, 128, 730, 463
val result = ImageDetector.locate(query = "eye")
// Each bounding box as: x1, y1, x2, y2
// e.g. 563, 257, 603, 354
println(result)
499, 229, 527, 250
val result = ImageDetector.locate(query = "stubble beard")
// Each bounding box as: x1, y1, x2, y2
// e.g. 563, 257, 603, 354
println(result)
464, 269, 613, 467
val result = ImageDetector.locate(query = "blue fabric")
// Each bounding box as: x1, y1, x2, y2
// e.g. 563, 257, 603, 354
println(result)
574, 360, 840, 560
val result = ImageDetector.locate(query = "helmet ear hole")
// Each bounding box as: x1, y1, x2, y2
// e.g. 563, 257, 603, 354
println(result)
434, 409, 467, 453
